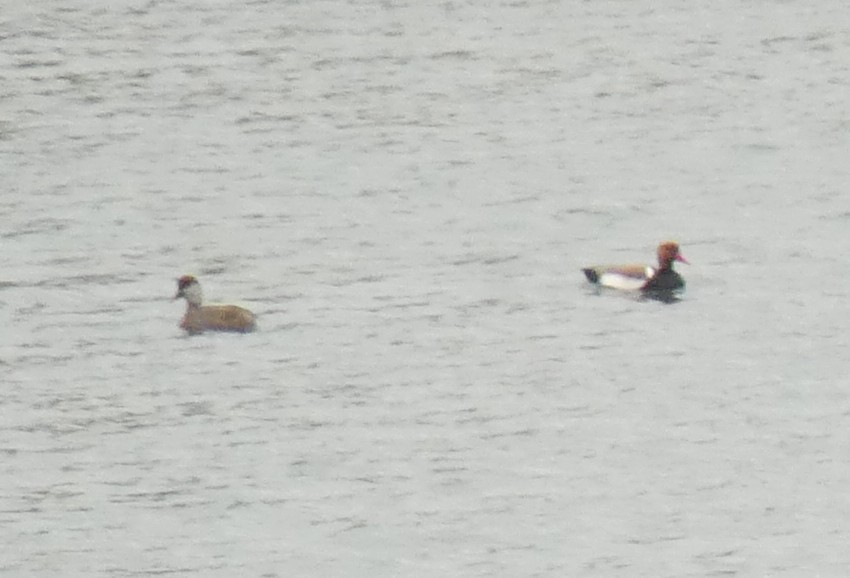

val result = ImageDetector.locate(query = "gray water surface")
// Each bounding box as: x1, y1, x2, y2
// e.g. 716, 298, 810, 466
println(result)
3, 1, 850, 576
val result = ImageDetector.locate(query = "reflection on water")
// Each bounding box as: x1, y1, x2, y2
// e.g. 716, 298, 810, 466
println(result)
641, 290, 683, 305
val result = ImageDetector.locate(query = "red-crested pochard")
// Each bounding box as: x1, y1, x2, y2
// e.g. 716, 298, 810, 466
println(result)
174, 275, 256, 334
582, 241, 688, 292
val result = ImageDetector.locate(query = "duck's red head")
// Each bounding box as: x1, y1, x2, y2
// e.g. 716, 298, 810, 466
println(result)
657, 242, 688, 267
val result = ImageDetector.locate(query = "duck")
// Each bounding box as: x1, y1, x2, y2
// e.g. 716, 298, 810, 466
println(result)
174, 275, 257, 334
582, 241, 688, 292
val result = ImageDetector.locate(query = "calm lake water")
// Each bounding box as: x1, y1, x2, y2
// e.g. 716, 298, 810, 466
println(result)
3, 1, 850, 576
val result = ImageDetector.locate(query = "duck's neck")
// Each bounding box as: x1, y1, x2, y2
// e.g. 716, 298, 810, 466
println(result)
656, 259, 674, 273
183, 283, 204, 307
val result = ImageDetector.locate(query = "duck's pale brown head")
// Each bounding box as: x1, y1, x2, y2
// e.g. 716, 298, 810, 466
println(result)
175, 275, 203, 306
657, 242, 688, 268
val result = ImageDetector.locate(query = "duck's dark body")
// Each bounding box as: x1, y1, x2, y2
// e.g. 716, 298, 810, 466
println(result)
642, 268, 685, 291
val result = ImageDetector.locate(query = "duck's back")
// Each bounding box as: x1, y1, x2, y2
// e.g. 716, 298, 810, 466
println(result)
181, 304, 256, 333
582, 264, 654, 290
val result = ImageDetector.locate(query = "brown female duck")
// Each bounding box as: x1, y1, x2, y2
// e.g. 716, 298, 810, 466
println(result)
174, 275, 256, 334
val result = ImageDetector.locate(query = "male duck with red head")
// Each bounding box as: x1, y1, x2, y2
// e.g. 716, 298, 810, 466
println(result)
175, 275, 257, 334
582, 241, 689, 292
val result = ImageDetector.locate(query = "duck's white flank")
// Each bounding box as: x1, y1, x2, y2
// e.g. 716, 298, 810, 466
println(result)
598, 266, 656, 290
